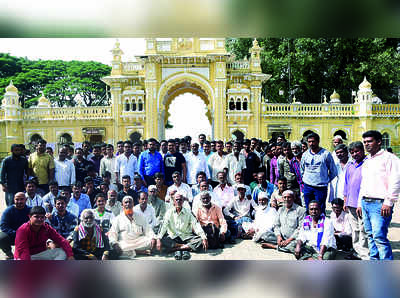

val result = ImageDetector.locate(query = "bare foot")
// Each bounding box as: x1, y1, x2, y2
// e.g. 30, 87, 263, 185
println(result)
261, 243, 277, 249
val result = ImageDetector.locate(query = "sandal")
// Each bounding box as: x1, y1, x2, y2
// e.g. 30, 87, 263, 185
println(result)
182, 251, 191, 260
174, 251, 182, 260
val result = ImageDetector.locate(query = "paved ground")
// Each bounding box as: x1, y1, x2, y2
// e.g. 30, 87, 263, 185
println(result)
0, 191, 399, 260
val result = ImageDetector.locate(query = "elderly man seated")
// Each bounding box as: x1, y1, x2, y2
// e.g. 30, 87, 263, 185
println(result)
295, 200, 337, 260
156, 192, 208, 260
108, 195, 157, 259
92, 193, 115, 234
195, 191, 228, 249
148, 185, 166, 233
261, 190, 306, 253
133, 192, 158, 231
192, 180, 219, 215
242, 192, 278, 242
72, 209, 110, 260
223, 184, 257, 240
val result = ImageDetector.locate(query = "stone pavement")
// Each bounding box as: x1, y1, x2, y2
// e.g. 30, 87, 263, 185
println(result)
0, 191, 399, 260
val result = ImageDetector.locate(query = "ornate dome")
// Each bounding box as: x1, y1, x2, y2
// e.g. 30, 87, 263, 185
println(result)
329, 90, 341, 104
5, 81, 18, 93
37, 94, 51, 107
359, 76, 371, 89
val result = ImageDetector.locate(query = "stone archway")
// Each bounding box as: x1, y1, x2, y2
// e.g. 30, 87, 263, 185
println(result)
156, 73, 215, 140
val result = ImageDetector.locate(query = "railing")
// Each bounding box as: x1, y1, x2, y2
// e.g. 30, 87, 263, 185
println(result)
262, 103, 355, 117
227, 61, 250, 70
22, 106, 112, 120
371, 104, 400, 116
122, 62, 144, 72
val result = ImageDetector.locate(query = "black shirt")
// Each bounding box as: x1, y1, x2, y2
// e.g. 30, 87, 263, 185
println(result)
117, 188, 139, 205
0, 155, 29, 193
164, 152, 186, 185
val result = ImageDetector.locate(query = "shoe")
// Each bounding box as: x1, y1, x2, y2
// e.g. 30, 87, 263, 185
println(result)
174, 251, 182, 260
182, 251, 191, 260
228, 239, 236, 244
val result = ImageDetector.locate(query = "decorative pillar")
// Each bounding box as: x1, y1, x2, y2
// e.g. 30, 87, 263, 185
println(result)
214, 60, 227, 140
144, 57, 158, 139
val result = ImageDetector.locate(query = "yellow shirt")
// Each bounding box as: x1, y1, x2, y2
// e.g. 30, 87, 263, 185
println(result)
28, 152, 55, 184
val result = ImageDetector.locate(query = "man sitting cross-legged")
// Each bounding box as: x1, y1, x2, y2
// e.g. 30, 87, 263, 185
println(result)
72, 209, 110, 260
108, 195, 157, 259
14, 206, 74, 260
195, 191, 229, 249
242, 192, 278, 243
261, 190, 306, 254
156, 192, 208, 260
295, 200, 337, 260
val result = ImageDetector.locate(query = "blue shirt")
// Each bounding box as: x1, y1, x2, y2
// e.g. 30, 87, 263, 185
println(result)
251, 182, 276, 203
0, 205, 31, 241
301, 148, 337, 187
138, 150, 164, 179
71, 193, 92, 217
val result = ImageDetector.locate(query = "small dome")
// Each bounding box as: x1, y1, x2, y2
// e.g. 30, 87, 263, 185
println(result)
359, 76, 371, 89
37, 94, 50, 107
329, 90, 341, 104
5, 81, 18, 93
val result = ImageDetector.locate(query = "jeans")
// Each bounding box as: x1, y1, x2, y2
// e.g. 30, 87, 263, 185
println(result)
4, 192, 15, 206
303, 184, 328, 214
361, 199, 393, 260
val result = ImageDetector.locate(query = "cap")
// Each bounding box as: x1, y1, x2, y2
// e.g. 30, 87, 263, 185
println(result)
258, 192, 269, 199
236, 184, 246, 190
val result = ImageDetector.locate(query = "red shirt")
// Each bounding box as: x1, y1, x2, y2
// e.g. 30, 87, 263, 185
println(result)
14, 222, 73, 260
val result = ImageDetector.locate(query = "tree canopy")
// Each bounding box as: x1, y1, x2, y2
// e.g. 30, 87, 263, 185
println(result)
226, 38, 400, 104
0, 54, 111, 107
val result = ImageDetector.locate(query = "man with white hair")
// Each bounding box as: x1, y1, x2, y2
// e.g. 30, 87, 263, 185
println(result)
108, 195, 157, 259
332, 135, 344, 163
242, 192, 278, 242
156, 192, 208, 260
72, 209, 110, 260
262, 190, 306, 254
147, 185, 166, 233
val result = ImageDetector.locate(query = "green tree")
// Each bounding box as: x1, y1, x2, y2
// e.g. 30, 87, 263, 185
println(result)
226, 38, 400, 104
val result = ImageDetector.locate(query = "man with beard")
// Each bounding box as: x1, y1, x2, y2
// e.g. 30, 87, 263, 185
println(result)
301, 132, 337, 213
138, 138, 164, 187
72, 209, 110, 260
295, 200, 337, 260
1, 144, 29, 206
134, 192, 157, 231
0, 192, 31, 259
108, 195, 157, 258
156, 192, 208, 260
196, 191, 228, 249
290, 141, 304, 199
225, 141, 247, 185
147, 185, 166, 233
242, 192, 278, 243
105, 189, 122, 217
28, 139, 55, 194
262, 190, 306, 254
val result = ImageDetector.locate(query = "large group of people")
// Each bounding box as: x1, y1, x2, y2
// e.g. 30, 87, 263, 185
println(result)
0, 130, 399, 260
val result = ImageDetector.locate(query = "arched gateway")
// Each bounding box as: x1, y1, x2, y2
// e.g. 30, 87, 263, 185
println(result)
101, 38, 270, 141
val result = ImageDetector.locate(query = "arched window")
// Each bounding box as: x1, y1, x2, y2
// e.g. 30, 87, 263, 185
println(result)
125, 99, 130, 111
129, 132, 142, 143
242, 98, 248, 110
229, 98, 235, 110
138, 99, 143, 111
232, 130, 245, 142
235, 98, 241, 110
382, 132, 390, 149
333, 130, 347, 140
131, 99, 137, 111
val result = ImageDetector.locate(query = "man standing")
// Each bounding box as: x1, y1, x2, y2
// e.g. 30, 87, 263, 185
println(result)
100, 144, 117, 186
343, 141, 369, 259
185, 143, 210, 186
242, 139, 260, 186
270, 142, 283, 186
329, 144, 351, 202
1, 144, 29, 206
301, 132, 337, 213
115, 140, 137, 185
359, 130, 400, 260
138, 138, 164, 187
0, 192, 31, 259
54, 146, 76, 187
89, 145, 103, 174
225, 141, 246, 186
208, 141, 228, 188
279, 142, 299, 195
28, 139, 55, 194
14, 206, 74, 260
72, 148, 93, 184
289, 141, 304, 199
164, 139, 187, 186
198, 133, 206, 152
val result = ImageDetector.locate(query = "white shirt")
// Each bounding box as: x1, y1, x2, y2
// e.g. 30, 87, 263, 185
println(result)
185, 152, 210, 184
223, 195, 258, 218
298, 217, 337, 251
225, 153, 247, 185
167, 183, 193, 202
330, 211, 352, 237
252, 206, 278, 241
329, 159, 351, 201
54, 159, 76, 186
25, 193, 45, 208
134, 204, 157, 228
100, 155, 117, 184
207, 153, 228, 182
115, 153, 138, 183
